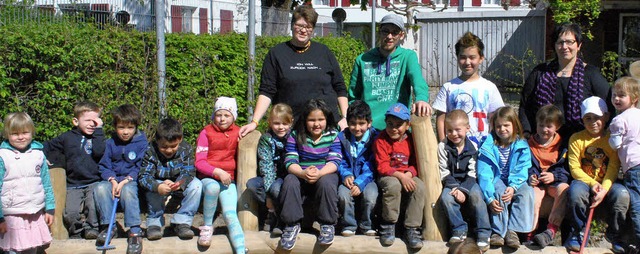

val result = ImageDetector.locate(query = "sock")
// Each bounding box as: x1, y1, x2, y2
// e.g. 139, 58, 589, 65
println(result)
130, 226, 142, 234
268, 208, 275, 213
526, 231, 534, 241
547, 223, 558, 237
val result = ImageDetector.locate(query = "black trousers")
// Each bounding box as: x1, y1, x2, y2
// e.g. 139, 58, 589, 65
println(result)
279, 172, 339, 225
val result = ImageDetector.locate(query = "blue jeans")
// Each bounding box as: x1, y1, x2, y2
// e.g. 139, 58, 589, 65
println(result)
145, 179, 202, 227
246, 176, 283, 206
441, 184, 491, 239
625, 166, 640, 245
94, 180, 141, 227
338, 182, 378, 231
490, 180, 534, 237
566, 180, 629, 240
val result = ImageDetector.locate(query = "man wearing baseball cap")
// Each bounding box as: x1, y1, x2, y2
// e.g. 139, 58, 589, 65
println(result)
564, 96, 627, 253
348, 14, 431, 130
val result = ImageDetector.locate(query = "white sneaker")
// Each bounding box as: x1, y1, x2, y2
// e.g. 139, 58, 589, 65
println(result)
477, 237, 490, 252
364, 229, 377, 236
198, 226, 213, 247
341, 229, 355, 237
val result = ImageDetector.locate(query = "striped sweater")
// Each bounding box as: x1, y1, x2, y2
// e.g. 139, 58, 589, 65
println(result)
284, 130, 342, 171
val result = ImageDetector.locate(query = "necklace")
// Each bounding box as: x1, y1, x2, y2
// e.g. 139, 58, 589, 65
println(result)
561, 70, 568, 77
294, 41, 311, 54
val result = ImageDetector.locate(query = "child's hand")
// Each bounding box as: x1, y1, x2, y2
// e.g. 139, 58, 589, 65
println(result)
110, 180, 119, 198
539, 172, 555, 184
170, 179, 185, 191
350, 185, 361, 197
306, 166, 320, 184
343, 176, 354, 189
114, 180, 128, 197
489, 200, 503, 214
501, 187, 514, 203
529, 174, 539, 186
45, 213, 54, 227
92, 117, 103, 128
450, 188, 466, 203
400, 172, 416, 192
158, 183, 172, 196
215, 170, 232, 186
591, 184, 606, 208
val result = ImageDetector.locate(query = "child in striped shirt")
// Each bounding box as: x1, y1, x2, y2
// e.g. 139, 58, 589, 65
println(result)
278, 99, 342, 250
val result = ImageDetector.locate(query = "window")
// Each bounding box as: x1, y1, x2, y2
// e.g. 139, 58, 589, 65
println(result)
171, 6, 195, 33
619, 13, 640, 62
314, 0, 330, 5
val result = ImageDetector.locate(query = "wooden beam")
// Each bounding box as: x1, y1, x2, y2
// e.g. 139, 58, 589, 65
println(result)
410, 115, 446, 241
237, 130, 261, 232
50, 167, 68, 240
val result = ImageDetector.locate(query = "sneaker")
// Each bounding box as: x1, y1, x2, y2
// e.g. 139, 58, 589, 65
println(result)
341, 229, 355, 237
405, 227, 423, 249
96, 225, 117, 246
505, 230, 520, 249
611, 242, 626, 254
146, 226, 163, 240
364, 229, 377, 236
280, 224, 301, 250
628, 244, 639, 254
126, 231, 143, 254
379, 224, 395, 247
489, 233, 504, 247
533, 229, 554, 248
198, 225, 213, 247
84, 228, 100, 240
174, 224, 194, 239
318, 225, 335, 245
565, 234, 582, 252
477, 237, 490, 252
448, 230, 467, 245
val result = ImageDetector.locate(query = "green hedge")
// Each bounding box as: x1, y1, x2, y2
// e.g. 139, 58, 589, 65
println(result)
0, 21, 366, 144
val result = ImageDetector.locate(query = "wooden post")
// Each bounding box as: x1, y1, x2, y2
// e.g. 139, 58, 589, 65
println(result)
411, 115, 446, 241
236, 130, 261, 231
49, 167, 68, 240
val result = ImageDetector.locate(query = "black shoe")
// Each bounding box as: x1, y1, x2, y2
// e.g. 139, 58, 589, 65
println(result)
146, 226, 163, 240
379, 224, 395, 247
96, 225, 117, 246
127, 231, 143, 254
405, 227, 423, 249
533, 229, 554, 248
84, 228, 100, 240
174, 224, 194, 239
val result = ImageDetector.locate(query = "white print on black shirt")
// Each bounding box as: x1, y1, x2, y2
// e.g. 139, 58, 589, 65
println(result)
290, 62, 321, 70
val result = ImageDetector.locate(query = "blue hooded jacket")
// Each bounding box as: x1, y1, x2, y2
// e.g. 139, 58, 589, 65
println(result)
99, 130, 148, 182
337, 127, 378, 191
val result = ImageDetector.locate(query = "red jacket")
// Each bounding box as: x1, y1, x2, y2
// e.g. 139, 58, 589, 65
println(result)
195, 123, 239, 181
374, 131, 418, 177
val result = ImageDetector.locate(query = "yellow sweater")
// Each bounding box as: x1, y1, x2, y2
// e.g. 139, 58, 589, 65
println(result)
567, 130, 620, 191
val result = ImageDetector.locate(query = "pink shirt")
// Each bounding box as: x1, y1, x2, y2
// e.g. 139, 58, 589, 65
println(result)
610, 107, 640, 173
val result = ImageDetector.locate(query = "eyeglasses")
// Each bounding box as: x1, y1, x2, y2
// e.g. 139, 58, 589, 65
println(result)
380, 29, 402, 36
294, 23, 313, 31
555, 39, 577, 46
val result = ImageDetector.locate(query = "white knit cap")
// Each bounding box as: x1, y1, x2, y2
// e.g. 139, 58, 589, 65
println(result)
213, 96, 238, 120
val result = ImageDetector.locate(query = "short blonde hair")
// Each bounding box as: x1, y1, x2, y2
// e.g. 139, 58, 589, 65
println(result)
73, 101, 101, 118
613, 76, 640, 107
268, 103, 293, 126
444, 109, 470, 127
3, 112, 35, 138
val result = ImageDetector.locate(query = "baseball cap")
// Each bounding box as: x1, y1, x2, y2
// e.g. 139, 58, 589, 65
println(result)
385, 103, 411, 121
380, 14, 405, 31
580, 96, 608, 118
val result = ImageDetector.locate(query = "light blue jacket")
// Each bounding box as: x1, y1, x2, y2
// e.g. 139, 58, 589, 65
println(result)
477, 134, 532, 204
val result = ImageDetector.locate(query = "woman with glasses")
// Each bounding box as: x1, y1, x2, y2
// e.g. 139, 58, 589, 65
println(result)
519, 22, 612, 142
239, 5, 348, 137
